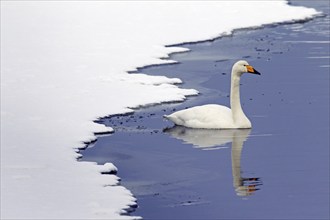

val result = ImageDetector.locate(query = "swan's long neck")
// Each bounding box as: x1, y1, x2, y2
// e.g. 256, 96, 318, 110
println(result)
230, 72, 246, 123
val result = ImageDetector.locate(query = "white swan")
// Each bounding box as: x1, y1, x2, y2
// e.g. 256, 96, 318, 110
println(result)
164, 60, 261, 129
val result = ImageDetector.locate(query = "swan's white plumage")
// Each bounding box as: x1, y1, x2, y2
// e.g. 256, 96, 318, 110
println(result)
165, 104, 234, 129
164, 60, 260, 129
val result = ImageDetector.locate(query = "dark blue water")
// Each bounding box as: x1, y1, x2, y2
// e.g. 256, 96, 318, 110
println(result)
82, 1, 329, 219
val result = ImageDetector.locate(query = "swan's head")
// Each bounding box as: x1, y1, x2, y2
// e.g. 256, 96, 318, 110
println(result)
232, 60, 261, 76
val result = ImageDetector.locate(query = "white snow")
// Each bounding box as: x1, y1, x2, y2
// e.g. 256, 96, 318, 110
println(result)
1, 1, 318, 219
99, 163, 118, 175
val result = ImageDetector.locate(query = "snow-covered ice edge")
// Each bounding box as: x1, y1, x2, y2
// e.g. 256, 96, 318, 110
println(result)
1, 1, 319, 219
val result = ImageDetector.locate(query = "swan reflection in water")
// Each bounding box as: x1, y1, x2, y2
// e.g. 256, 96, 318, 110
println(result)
163, 126, 262, 197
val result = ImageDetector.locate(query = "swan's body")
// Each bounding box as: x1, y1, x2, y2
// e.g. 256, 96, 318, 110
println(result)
165, 104, 247, 129
164, 60, 261, 129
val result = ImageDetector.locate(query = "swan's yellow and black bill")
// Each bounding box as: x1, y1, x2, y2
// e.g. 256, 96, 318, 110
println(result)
246, 65, 261, 75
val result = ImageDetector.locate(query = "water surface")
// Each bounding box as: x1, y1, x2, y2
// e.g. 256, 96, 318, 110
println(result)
82, 1, 329, 219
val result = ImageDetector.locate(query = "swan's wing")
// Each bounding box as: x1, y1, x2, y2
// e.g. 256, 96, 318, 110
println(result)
166, 104, 233, 129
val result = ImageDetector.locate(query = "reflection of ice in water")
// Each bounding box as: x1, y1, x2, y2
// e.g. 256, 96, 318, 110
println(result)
164, 127, 262, 197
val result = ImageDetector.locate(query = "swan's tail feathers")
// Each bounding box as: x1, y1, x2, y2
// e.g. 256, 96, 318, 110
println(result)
163, 114, 176, 122
163, 115, 170, 120
163, 114, 182, 125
